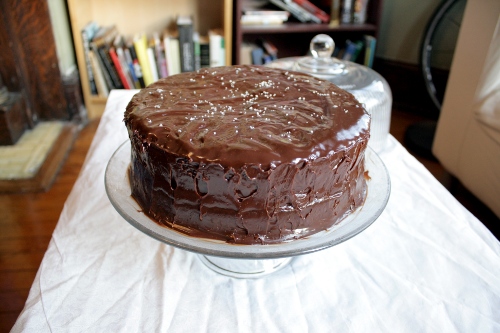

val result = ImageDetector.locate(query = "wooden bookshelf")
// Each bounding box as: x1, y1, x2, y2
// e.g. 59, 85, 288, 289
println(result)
67, 0, 233, 119
232, 0, 383, 64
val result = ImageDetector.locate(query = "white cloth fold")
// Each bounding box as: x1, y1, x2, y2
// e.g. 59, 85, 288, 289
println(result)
12, 90, 500, 333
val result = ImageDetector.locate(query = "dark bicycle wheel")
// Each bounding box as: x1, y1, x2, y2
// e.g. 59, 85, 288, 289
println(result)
420, 0, 467, 111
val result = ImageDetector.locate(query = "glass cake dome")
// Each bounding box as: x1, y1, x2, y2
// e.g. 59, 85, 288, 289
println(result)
267, 34, 392, 152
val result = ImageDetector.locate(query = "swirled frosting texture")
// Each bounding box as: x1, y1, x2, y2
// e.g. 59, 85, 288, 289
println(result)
124, 65, 370, 244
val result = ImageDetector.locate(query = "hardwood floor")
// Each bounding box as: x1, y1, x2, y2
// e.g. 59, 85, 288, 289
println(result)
0, 119, 100, 332
0, 109, 499, 332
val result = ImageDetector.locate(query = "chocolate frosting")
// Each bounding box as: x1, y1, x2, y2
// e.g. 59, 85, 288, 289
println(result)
125, 65, 369, 169
124, 65, 370, 244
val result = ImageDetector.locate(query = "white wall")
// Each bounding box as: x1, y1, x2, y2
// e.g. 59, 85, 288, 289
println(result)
48, 0, 77, 76
376, 0, 440, 64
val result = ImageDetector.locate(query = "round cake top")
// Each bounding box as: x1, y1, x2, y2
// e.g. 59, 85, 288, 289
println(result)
124, 65, 370, 169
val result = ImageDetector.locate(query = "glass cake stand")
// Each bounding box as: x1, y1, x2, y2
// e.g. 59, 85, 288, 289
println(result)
105, 142, 391, 278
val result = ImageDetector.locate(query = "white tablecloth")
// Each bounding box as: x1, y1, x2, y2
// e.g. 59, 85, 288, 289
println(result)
13, 90, 500, 332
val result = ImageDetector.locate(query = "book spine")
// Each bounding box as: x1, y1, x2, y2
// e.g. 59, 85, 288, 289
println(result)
153, 33, 168, 78
90, 43, 113, 90
283, 0, 321, 23
81, 26, 98, 95
116, 47, 135, 89
134, 34, 153, 86
329, 0, 341, 26
240, 43, 254, 65
177, 21, 195, 72
199, 37, 210, 68
128, 44, 145, 88
123, 47, 141, 88
341, 0, 354, 23
164, 35, 181, 75
88, 50, 109, 97
292, 0, 330, 23
98, 45, 124, 89
209, 32, 225, 67
261, 40, 278, 60
147, 46, 159, 83
251, 47, 264, 65
268, 0, 309, 22
342, 39, 363, 61
353, 0, 369, 23
109, 47, 131, 89
363, 35, 376, 68
193, 32, 201, 71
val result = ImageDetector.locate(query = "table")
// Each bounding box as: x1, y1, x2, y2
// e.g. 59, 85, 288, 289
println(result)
12, 90, 500, 332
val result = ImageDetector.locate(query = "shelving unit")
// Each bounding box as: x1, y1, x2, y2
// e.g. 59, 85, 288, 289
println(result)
68, 0, 383, 119
232, 0, 383, 64
67, 0, 233, 119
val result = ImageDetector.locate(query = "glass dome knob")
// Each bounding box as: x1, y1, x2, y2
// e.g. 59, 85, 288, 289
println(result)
310, 34, 335, 59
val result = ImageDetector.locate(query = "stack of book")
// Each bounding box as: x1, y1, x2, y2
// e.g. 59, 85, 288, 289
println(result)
241, 10, 290, 25
334, 35, 377, 68
80, 19, 226, 97
253, 0, 370, 26
267, 0, 330, 23
335, 0, 370, 25
240, 39, 278, 65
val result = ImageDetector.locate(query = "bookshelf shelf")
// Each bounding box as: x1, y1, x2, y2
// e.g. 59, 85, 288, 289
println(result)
67, 0, 233, 119
241, 23, 378, 34
233, 0, 384, 65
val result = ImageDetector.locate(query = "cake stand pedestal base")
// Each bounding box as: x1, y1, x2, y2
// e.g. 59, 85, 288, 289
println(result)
198, 255, 292, 278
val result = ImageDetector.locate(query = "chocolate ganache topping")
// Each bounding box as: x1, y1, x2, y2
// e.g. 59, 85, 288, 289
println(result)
124, 65, 370, 244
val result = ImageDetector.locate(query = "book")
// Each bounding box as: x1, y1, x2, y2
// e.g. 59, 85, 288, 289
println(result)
268, 0, 310, 22
177, 16, 195, 72
243, 9, 290, 15
97, 44, 123, 89
113, 35, 135, 89
329, 0, 341, 26
115, 46, 135, 88
260, 40, 278, 60
133, 34, 154, 86
363, 35, 376, 68
240, 43, 255, 65
123, 46, 141, 88
153, 32, 168, 78
91, 25, 123, 90
193, 32, 201, 71
147, 45, 159, 83
283, 0, 322, 23
90, 25, 118, 90
91, 25, 118, 47
241, 10, 290, 25
80, 21, 99, 95
251, 47, 264, 65
353, 0, 369, 24
340, 0, 354, 23
127, 42, 145, 88
292, 0, 330, 23
343, 39, 363, 62
199, 35, 210, 68
208, 29, 225, 67
88, 50, 109, 97
109, 46, 132, 89
163, 31, 181, 76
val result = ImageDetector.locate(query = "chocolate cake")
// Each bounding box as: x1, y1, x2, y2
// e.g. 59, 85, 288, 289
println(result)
124, 65, 370, 244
